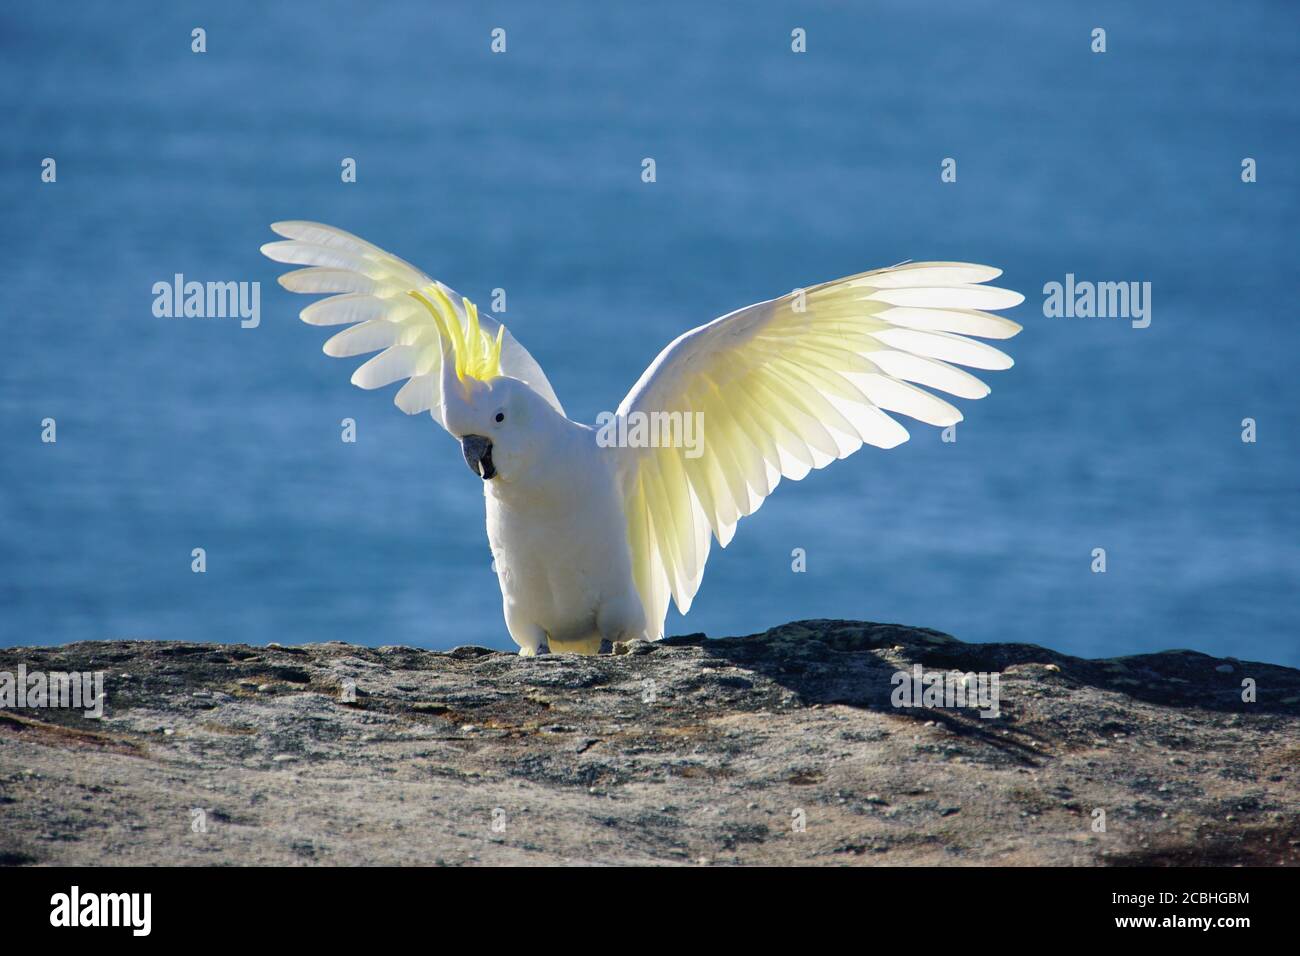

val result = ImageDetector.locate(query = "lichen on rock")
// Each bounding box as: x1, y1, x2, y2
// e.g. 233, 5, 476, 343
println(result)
1, 620, 1297, 866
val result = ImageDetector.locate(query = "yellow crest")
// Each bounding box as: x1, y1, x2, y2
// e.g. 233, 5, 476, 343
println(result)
408, 285, 505, 383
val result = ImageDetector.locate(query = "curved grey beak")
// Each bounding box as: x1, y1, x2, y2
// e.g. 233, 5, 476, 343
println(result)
460, 435, 496, 480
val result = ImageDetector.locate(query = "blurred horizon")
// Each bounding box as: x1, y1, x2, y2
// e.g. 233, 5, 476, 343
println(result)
1, 1, 1297, 665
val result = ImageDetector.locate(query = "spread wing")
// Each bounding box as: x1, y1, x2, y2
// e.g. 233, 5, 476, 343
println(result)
615, 262, 1024, 637
260, 221, 563, 421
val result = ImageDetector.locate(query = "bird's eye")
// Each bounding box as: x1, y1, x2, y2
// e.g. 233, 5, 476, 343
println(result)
494, 412, 505, 423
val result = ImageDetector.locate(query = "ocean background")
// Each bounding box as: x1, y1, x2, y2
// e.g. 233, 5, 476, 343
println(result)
1, 1, 1296, 665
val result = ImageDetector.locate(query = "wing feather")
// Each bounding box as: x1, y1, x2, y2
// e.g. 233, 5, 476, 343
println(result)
261, 222, 564, 422
616, 261, 1022, 637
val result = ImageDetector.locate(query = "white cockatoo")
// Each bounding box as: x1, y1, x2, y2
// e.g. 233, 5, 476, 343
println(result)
261, 223, 1023, 655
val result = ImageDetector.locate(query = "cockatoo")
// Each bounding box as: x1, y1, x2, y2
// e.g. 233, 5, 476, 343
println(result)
261, 223, 1022, 655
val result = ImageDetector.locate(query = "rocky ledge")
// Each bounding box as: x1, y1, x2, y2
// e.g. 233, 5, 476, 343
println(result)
1, 621, 1297, 866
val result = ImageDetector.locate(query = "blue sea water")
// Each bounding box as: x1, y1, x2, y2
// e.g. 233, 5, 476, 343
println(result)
1, 1, 1297, 665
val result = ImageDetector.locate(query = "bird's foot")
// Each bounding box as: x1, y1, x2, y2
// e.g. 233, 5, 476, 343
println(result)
597, 639, 614, 655
518, 641, 550, 658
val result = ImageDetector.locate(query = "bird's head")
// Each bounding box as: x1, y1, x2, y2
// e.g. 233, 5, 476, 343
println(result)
442, 373, 555, 483
411, 287, 551, 484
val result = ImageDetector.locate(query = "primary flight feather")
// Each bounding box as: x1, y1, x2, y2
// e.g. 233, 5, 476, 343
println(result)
261, 222, 1023, 654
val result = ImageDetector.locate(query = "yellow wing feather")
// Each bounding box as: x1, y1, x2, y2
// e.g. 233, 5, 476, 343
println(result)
616, 262, 1024, 638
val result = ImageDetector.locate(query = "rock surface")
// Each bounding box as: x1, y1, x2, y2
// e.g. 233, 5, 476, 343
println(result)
1, 620, 1298, 866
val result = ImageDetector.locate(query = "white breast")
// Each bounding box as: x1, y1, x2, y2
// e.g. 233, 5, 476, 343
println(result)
484, 444, 636, 644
